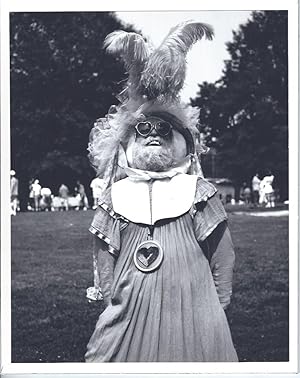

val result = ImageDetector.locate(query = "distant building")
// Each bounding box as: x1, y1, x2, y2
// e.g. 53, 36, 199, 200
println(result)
206, 178, 235, 204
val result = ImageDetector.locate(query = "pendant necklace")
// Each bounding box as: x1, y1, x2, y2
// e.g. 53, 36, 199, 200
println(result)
133, 179, 164, 273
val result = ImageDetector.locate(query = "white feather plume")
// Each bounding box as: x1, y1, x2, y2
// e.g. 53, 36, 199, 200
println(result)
104, 31, 150, 67
160, 20, 214, 54
104, 31, 152, 98
141, 21, 214, 100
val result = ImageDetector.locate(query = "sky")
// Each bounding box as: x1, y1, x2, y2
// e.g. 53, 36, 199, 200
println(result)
115, 11, 252, 101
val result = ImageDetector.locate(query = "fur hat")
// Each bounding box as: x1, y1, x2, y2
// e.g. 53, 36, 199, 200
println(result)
88, 20, 213, 186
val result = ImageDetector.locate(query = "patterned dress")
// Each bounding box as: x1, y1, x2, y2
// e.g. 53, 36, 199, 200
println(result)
85, 177, 238, 362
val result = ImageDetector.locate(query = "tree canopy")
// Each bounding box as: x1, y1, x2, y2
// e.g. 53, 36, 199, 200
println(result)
10, 12, 134, 206
10, 11, 289, 205
191, 11, 288, 199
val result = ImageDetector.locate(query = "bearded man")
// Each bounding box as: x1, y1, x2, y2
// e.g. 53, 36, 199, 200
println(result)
85, 21, 238, 362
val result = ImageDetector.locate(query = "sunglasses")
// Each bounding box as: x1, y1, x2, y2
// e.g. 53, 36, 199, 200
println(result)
135, 121, 172, 137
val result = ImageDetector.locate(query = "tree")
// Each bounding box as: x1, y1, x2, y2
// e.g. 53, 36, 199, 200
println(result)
10, 12, 136, 207
191, 11, 288, 200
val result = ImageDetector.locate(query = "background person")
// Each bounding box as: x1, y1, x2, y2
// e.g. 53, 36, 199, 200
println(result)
251, 173, 261, 207
10, 170, 19, 216
240, 182, 251, 205
75, 180, 89, 210
27, 179, 35, 211
31, 179, 42, 212
90, 177, 106, 210
40, 187, 53, 211
261, 171, 275, 208
58, 183, 69, 211
259, 179, 266, 206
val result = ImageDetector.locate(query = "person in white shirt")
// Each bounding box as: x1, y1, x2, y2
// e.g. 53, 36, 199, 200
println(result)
58, 184, 69, 211
41, 187, 53, 211
90, 177, 106, 209
261, 172, 275, 208
31, 179, 42, 211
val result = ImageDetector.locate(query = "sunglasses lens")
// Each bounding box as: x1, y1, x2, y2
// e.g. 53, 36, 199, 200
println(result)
157, 122, 172, 136
136, 122, 152, 136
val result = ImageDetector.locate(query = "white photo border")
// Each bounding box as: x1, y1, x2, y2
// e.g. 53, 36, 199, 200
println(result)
1, 0, 298, 375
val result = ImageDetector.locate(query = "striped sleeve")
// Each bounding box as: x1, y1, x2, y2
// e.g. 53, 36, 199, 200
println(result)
192, 178, 228, 242
89, 192, 129, 257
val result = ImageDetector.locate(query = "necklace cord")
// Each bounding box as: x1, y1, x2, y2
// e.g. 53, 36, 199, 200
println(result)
148, 180, 154, 239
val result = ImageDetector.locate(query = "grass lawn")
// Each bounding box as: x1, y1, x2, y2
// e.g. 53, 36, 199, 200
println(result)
11, 210, 288, 362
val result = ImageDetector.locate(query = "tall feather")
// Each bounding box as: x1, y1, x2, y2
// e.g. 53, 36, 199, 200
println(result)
141, 21, 214, 100
160, 20, 214, 54
104, 31, 152, 99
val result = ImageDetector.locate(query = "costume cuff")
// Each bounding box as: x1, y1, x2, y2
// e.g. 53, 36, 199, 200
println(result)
86, 286, 103, 302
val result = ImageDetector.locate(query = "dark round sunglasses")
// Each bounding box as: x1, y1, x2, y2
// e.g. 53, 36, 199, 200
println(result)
135, 121, 172, 137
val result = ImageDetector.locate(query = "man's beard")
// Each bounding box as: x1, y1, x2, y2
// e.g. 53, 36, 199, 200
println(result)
131, 146, 175, 172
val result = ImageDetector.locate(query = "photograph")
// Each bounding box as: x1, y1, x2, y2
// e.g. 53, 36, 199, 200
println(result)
1, 0, 298, 375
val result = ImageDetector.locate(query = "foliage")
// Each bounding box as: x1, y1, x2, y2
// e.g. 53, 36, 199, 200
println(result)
191, 11, 288, 199
10, 12, 135, 205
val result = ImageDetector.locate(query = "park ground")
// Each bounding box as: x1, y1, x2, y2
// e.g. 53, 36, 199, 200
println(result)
11, 209, 288, 362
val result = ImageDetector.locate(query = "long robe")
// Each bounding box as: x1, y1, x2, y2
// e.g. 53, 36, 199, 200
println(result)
85, 176, 238, 362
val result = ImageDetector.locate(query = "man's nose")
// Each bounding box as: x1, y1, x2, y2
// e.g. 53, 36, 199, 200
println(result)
149, 126, 158, 136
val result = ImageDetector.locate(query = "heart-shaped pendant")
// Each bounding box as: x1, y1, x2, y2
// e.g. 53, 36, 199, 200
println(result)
133, 240, 164, 272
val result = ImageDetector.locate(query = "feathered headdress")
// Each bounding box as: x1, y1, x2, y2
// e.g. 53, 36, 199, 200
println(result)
88, 20, 213, 186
